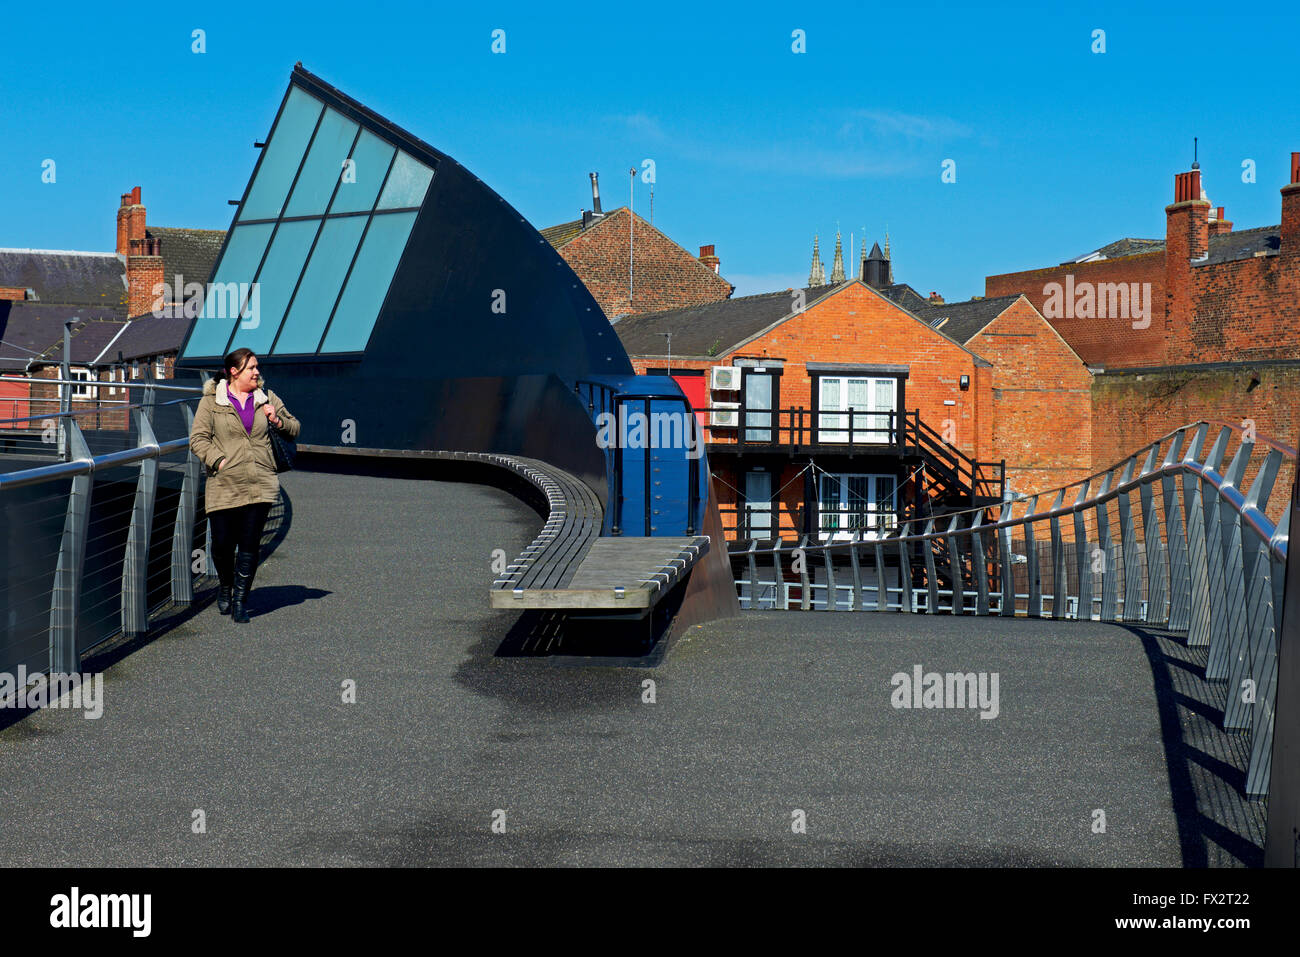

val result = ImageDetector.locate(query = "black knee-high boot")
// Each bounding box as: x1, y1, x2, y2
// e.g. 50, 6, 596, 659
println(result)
214, 546, 234, 615
231, 550, 255, 624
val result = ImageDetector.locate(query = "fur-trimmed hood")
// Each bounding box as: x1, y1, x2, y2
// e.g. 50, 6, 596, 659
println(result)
203, 376, 268, 407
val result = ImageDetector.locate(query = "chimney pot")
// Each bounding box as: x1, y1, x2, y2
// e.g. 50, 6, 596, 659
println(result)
1291, 152, 1300, 185
698, 244, 721, 274
589, 172, 602, 214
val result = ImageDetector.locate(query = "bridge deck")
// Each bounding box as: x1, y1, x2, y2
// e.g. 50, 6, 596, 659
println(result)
0, 470, 1263, 866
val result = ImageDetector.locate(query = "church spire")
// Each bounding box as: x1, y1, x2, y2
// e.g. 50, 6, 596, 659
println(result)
808, 235, 825, 286
830, 227, 846, 283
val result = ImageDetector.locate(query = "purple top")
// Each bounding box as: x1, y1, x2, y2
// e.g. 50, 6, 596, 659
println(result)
230, 389, 257, 434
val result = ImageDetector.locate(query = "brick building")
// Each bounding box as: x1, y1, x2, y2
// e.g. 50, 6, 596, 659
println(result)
613, 242, 1091, 541
0, 187, 221, 427
984, 153, 1300, 510
540, 174, 733, 318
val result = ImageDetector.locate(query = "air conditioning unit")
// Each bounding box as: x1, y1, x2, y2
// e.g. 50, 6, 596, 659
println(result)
710, 365, 740, 391
709, 402, 740, 428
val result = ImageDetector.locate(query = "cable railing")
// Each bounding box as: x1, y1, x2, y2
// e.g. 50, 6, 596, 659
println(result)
731, 420, 1292, 800
0, 379, 283, 692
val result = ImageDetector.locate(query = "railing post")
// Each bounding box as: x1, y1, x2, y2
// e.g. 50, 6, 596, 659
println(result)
922, 519, 939, 614
1211, 440, 1254, 692
121, 409, 159, 636
822, 541, 836, 611
999, 499, 1016, 616
1024, 495, 1042, 617
849, 533, 864, 611
1117, 457, 1141, 622
874, 540, 888, 612
49, 418, 92, 675
1048, 490, 1066, 619
798, 533, 812, 611
1138, 446, 1168, 625
171, 403, 203, 604
1072, 481, 1092, 620
897, 527, 913, 613
1200, 428, 1232, 675
1264, 473, 1297, 862
1182, 425, 1212, 646
743, 539, 758, 610
771, 538, 785, 610
971, 509, 989, 616
945, 513, 963, 615
1162, 431, 1190, 631
1094, 473, 1118, 621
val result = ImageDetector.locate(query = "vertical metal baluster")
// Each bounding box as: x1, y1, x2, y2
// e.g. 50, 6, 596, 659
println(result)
923, 519, 939, 614
971, 509, 989, 616
822, 541, 836, 611
999, 500, 1016, 617
172, 403, 203, 605
875, 540, 888, 612
1214, 440, 1254, 704
1048, 490, 1066, 619
1095, 472, 1117, 621
897, 524, 913, 614
49, 419, 92, 675
1072, 480, 1092, 621
1226, 449, 1279, 733
945, 513, 963, 615
1024, 495, 1042, 617
1116, 457, 1140, 622
744, 538, 759, 610
1161, 430, 1189, 631
798, 533, 812, 612
849, 531, 864, 611
771, 538, 785, 610
1139, 445, 1167, 625
121, 409, 159, 637
1201, 429, 1232, 677
1182, 425, 1212, 647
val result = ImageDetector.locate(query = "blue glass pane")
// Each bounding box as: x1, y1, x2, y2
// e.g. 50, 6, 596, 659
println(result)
272, 216, 367, 354
321, 211, 417, 352
238, 87, 322, 222
329, 129, 395, 214
183, 223, 274, 357
375, 152, 433, 209
284, 107, 359, 217
237, 220, 319, 353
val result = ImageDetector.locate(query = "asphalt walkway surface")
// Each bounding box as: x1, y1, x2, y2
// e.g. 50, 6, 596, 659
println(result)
0, 469, 1265, 866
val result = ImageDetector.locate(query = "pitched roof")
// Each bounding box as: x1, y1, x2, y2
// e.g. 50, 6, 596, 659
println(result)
112, 312, 194, 361
877, 282, 936, 312
615, 279, 993, 366
1064, 238, 1165, 263
539, 218, 586, 246
614, 284, 831, 356
0, 301, 128, 371
1198, 224, 1280, 265
146, 227, 226, 291
903, 294, 1024, 344
0, 249, 127, 312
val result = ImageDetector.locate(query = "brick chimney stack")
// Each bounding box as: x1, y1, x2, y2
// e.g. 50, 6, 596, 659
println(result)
1208, 206, 1233, 237
698, 244, 720, 273
1165, 168, 1210, 338
1281, 152, 1300, 259
116, 186, 146, 257
928, 291, 944, 305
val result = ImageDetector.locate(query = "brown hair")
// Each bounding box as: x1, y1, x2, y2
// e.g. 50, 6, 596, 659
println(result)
221, 348, 257, 381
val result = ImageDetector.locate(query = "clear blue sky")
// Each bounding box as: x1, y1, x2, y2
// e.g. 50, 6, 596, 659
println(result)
4, 0, 1297, 301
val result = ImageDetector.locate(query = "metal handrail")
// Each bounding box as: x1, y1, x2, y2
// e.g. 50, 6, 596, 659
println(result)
0, 375, 204, 394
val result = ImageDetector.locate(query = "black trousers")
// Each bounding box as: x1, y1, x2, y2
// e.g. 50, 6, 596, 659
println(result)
209, 502, 272, 588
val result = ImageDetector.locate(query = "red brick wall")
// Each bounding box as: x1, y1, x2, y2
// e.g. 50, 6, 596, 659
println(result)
1091, 366, 1298, 524
0, 286, 27, 301
965, 297, 1094, 494
558, 208, 732, 318
985, 252, 1166, 367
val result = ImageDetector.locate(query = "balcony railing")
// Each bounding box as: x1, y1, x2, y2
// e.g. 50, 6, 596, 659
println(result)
707, 407, 909, 449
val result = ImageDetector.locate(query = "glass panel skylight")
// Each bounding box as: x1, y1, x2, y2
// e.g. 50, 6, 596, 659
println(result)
236, 220, 318, 353
183, 223, 275, 358
329, 129, 395, 214
376, 152, 433, 209
272, 216, 367, 354
284, 108, 359, 218
238, 87, 323, 222
321, 211, 418, 352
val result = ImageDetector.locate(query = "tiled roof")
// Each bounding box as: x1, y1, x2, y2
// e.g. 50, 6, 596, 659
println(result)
877, 282, 937, 312
0, 249, 127, 312
1063, 238, 1165, 263
901, 294, 1023, 344
614, 284, 833, 357
147, 227, 226, 291
0, 301, 128, 371
112, 313, 193, 361
539, 218, 586, 247
1198, 224, 1281, 266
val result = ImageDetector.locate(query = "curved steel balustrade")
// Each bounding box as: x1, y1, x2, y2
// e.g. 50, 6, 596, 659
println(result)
731, 420, 1292, 803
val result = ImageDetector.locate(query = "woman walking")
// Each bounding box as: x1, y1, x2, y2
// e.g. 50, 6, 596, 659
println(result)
189, 348, 301, 624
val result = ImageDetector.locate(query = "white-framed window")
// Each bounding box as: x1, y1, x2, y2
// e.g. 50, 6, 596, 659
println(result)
68, 367, 93, 399
131, 360, 143, 380
816, 376, 897, 443
155, 355, 167, 379
817, 473, 897, 541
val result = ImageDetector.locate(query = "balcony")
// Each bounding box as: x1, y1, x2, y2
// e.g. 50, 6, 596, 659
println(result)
706, 407, 912, 453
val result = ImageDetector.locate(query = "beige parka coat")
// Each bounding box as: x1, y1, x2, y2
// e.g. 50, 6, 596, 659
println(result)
189, 377, 301, 513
